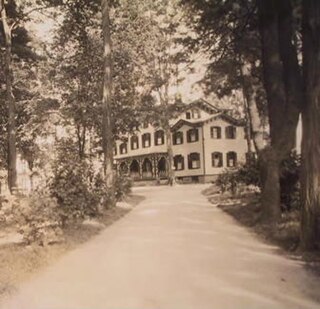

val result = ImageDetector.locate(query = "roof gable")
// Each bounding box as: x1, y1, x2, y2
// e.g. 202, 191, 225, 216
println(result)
184, 99, 221, 115
170, 119, 203, 131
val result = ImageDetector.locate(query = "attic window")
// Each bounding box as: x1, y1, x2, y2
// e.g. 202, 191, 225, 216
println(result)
192, 109, 201, 119
186, 112, 191, 119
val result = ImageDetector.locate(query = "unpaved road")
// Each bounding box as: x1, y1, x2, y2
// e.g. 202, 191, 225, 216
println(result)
2, 185, 320, 309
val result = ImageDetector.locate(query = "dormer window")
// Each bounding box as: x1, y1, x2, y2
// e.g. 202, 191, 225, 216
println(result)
192, 109, 201, 119
186, 112, 191, 119
154, 130, 165, 145
131, 135, 139, 150
187, 128, 199, 143
173, 131, 183, 145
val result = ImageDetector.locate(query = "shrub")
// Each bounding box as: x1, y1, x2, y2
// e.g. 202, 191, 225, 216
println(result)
279, 151, 301, 211
15, 190, 64, 246
216, 151, 301, 212
49, 141, 133, 224
115, 175, 132, 201
49, 156, 100, 225
216, 161, 260, 195
216, 168, 239, 194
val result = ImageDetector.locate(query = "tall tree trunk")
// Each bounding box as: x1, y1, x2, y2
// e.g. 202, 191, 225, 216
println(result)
239, 61, 265, 154
101, 0, 115, 206
163, 83, 175, 186
1, 0, 17, 193
300, 0, 320, 250
258, 0, 300, 222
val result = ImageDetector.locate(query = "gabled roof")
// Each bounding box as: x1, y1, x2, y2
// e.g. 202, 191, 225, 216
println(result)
184, 98, 222, 114
170, 119, 203, 131
170, 111, 245, 132
208, 112, 246, 126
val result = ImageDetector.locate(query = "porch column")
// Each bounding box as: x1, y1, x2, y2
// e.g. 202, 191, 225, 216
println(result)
138, 159, 143, 179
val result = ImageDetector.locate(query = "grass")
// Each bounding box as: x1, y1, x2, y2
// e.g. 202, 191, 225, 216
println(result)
0, 194, 144, 302
203, 185, 320, 270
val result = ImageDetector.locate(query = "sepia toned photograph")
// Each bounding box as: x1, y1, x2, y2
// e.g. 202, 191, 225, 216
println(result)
0, 0, 320, 308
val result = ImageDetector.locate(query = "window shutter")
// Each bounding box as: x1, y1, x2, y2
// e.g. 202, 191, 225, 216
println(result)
195, 129, 199, 141
217, 127, 221, 139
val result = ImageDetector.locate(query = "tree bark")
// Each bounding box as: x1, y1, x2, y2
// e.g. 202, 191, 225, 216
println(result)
239, 61, 265, 154
163, 83, 175, 186
257, 0, 300, 222
1, 0, 17, 193
101, 0, 115, 206
300, 0, 320, 250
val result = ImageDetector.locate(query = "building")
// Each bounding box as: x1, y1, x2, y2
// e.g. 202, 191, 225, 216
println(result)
114, 99, 249, 183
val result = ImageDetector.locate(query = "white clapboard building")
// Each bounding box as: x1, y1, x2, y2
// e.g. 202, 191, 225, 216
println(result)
114, 99, 249, 183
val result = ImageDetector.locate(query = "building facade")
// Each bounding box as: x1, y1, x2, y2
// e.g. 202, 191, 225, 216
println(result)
114, 99, 249, 183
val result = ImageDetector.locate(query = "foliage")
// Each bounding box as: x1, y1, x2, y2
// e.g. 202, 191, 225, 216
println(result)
216, 162, 260, 195
216, 152, 301, 212
49, 142, 101, 225
279, 151, 301, 211
114, 175, 132, 201
17, 190, 64, 246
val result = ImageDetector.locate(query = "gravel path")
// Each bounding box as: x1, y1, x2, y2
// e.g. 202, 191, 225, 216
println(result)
2, 185, 320, 309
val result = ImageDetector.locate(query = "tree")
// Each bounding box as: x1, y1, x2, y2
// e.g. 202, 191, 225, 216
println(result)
300, 0, 320, 250
101, 0, 115, 205
257, 0, 301, 222
183, 0, 302, 222
0, 0, 17, 192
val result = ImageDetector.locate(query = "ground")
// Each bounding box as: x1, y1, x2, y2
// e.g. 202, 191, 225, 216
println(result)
1, 184, 320, 309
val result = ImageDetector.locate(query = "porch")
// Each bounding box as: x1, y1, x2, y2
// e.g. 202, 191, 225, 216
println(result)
116, 153, 169, 181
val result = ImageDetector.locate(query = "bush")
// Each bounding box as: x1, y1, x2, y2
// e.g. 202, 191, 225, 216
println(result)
49, 156, 101, 225
17, 190, 64, 246
115, 175, 132, 201
49, 141, 133, 224
279, 151, 301, 211
216, 161, 260, 195
216, 151, 301, 211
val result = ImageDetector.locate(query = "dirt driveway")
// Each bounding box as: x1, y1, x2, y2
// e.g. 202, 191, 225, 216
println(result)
2, 185, 320, 309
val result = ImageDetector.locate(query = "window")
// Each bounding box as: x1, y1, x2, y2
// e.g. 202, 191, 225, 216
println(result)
131, 135, 139, 150
225, 126, 236, 139
173, 131, 183, 145
212, 152, 223, 167
210, 126, 221, 139
142, 133, 151, 148
227, 152, 237, 167
154, 130, 165, 145
174, 155, 184, 171
188, 152, 200, 169
186, 112, 191, 119
187, 128, 199, 143
192, 109, 201, 119
120, 143, 127, 154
